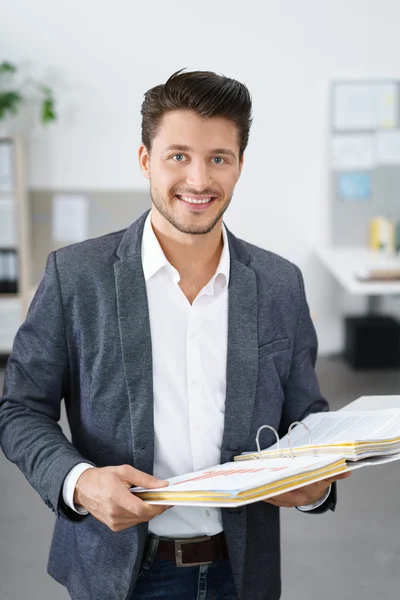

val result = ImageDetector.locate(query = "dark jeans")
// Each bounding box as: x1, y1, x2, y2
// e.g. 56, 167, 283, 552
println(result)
131, 537, 238, 600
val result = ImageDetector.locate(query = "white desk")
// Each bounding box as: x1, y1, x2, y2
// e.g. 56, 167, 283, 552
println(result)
316, 246, 400, 312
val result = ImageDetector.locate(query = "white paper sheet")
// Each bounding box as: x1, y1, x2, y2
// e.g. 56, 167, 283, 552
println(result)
333, 83, 398, 130
332, 134, 375, 169
130, 455, 344, 506
376, 130, 400, 164
273, 409, 400, 448
52, 195, 89, 243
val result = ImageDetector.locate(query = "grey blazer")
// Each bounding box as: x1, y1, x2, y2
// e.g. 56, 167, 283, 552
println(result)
0, 210, 334, 600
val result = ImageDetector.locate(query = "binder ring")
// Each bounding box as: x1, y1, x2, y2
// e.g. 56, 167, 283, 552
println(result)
255, 425, 280, 460
287, 421, 312, 458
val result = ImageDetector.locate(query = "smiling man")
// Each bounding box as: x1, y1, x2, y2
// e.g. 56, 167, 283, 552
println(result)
0, 70, 349, 600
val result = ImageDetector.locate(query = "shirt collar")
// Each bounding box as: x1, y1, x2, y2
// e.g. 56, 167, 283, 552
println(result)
141, 211, 230, 289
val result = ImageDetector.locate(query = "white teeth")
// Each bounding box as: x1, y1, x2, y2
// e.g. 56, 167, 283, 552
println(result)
180, 196, 213, 204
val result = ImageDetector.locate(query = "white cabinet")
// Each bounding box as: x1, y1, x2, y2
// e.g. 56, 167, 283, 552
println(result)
0, 298, 21, 353
0, 136, 31, 354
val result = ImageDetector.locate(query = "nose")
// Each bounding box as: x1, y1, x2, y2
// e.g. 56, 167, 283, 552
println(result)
185, 159, 212, 191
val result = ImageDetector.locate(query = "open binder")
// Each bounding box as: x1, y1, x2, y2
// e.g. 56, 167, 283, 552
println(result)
131, 421, 347, 507
234, 408, 400, 469
132, 404, 400, 506
131, 454, 346, 507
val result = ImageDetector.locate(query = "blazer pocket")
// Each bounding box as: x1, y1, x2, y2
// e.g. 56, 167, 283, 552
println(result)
258, 337, 290, 359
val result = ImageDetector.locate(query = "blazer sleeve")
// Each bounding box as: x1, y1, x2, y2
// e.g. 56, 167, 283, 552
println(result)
0, 251, 93, 522
280, 266, 336, 514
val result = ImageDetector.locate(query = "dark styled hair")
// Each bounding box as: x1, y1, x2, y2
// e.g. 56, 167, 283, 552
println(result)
141, 69, 252, 158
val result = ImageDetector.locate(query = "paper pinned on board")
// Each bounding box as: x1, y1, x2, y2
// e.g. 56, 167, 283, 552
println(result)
52, 194, 89, 243
337, 172, 371, 201
333, 82, 398, 130
375, 130, 400, 164
332, 134, 375, 170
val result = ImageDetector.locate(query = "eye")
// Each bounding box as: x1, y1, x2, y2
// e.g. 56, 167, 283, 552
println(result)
172, 154, 186, 162
212, 156, 225, 165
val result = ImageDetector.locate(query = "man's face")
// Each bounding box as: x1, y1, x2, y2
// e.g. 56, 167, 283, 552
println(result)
139, 110, 243, 235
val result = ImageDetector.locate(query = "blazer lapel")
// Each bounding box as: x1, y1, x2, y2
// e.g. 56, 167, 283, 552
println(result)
220, 233, 259, 463
114, 212, 154, 475
113, 214, 259, 475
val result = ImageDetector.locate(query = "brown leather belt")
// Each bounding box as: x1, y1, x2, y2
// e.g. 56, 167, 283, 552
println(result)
154, 532, 228, 567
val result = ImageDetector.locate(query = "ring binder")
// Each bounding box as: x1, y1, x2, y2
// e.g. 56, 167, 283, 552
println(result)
251, 422, 313, 460
287, 421, 312, 458
255, 425, 280, 460
235, 405, 400, 468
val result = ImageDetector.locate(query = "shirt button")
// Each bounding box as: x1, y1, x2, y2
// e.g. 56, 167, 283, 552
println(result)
205, 510, 211, 517
191, 379, 197, 386
189, 332, 196, 339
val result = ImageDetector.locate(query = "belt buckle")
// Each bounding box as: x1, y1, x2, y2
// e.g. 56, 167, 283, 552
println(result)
175, 536, 213, 568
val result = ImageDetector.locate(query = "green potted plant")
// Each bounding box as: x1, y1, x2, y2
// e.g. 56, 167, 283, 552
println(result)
0, 61, 56, 128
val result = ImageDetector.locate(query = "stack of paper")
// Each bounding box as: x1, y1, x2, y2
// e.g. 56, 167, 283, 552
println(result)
131, 455, 347, 507
235, 409, 400, 466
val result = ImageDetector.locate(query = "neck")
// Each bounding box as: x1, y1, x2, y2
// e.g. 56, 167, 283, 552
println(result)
150, 208, 224, 281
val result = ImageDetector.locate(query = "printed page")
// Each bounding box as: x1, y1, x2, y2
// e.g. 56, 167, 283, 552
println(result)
273, 409, 400, 450
131, 456, 340, 495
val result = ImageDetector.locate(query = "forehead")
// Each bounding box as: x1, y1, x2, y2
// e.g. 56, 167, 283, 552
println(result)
152, 110, 240, 153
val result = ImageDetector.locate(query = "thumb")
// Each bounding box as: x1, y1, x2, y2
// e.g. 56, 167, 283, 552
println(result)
325, 471, 351, 484
118, 465, 168, 488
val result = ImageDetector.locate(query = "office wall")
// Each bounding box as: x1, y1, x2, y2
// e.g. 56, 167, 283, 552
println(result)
2, 0, 400, 353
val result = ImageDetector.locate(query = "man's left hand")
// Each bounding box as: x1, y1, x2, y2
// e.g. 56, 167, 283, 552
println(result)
264, 471, 351, 508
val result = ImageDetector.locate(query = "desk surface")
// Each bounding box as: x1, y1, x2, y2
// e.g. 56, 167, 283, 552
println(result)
316, 246, 400, 296
340, 395, 400, 411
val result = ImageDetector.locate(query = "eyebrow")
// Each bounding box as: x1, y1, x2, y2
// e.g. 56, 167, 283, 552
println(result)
163, 144, 237, 158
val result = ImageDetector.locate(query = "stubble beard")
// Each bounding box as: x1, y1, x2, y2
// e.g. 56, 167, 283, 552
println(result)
150, 186, 232, 235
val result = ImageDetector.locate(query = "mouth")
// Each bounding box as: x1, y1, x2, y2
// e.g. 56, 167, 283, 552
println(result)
175, 194, 217, 211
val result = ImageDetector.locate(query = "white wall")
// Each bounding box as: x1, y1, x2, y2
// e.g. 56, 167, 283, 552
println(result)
2, 0, 400, 353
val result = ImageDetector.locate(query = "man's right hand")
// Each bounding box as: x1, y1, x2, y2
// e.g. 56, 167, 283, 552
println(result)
74, 465, 171, 532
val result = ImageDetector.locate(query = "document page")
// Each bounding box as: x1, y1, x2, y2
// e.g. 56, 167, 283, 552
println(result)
270, 409, 400, 449
131, 456, 341, 494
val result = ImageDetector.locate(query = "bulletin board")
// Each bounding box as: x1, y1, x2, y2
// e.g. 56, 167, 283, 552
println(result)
330, 80, 400, 246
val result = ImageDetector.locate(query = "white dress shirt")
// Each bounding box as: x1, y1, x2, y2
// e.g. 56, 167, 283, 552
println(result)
63, 212, 329, 530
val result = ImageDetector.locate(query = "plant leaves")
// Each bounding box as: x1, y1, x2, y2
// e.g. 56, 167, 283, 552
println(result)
0, 91, 23, 120
41, 97, 56, 124
0, 62, 17, 75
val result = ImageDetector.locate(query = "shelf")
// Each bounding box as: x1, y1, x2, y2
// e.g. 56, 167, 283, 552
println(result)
0, 294, 20, 300
1, 135, 30, 326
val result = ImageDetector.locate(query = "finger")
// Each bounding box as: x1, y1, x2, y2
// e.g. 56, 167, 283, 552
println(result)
294, 480, 331, 503
264, 494, 294, 507
267, 481, 329, 507
325, 471, 351, 484
120, 490, 158, 517
264, 498, 292, 508
118, 465, 168, 488
123, 491, 172, 521
146, 503, 173, 514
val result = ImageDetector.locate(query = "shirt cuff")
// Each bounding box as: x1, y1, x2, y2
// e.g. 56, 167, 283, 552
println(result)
62, 463, 95, 515
296, 484, 332, 512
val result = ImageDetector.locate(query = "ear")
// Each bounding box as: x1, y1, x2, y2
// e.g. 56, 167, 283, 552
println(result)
138, 145, 150, 180
238, 153, 244, 179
